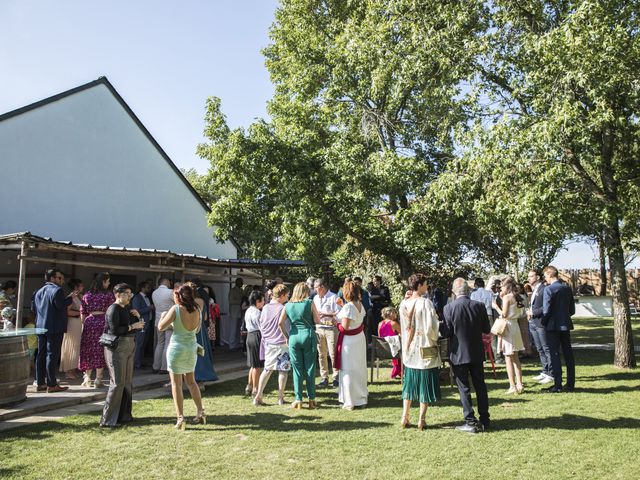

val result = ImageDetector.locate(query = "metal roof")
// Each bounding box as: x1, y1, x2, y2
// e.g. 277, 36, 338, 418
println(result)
0, 232, 309, 269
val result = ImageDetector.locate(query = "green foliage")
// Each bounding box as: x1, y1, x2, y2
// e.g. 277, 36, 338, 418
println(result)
198, 0, 484, 274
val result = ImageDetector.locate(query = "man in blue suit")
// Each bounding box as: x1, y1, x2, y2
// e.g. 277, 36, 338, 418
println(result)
32, 268, 72, 392
541, 265, 576, 393
132, 281, 155, 369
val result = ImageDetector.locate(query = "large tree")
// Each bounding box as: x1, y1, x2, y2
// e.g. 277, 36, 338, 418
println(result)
468, 0, 639, 367
197, 0, 483, 275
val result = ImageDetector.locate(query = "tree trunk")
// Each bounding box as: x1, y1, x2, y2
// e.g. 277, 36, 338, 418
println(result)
396, 255, 413, 280
598, 234, 607, 296
604, 218, 636, 368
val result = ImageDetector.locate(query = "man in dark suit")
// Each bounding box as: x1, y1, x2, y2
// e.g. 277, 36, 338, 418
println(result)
32, 268, 72, 393
541, 265, 576, 393
526, 270, 553, 384
441, 278, 491, 433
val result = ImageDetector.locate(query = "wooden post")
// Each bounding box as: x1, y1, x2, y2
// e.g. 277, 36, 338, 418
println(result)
15, 241, 28, 329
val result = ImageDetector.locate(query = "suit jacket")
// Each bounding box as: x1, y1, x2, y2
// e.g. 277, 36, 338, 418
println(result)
529, 283, 546, 328
542, 281, 575, 331
32, 282, 71, 334
441, 296, 491, 365
131, 292, 153, 323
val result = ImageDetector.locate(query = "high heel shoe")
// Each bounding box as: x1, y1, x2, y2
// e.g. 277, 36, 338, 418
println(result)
253, 397, 266, 406
417, 419, 426, 431
192, 410, 206, 425
291, 401, 302, 410
516, 384, 524, 394
244, 385, 252, 396
277, 396, 285, 406
175, 416, 185, 430
505, 386, 518, 395
400, 417, 411, 429
308, 400, 318, 409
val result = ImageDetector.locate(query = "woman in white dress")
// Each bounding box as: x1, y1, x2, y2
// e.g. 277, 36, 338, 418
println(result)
492, 275, 525, 394
399, 273, 441, 430
60, 279, 84, 379
335, 280, 368, 410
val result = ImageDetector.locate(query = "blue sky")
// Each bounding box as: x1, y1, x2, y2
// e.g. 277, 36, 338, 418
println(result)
1, 1, 636, 269
0, 0, 277, 172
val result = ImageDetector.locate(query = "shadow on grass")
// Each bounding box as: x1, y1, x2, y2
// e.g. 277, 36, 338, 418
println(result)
579, 371, 640, 382
124, 412, 385, 432
483, 413, 640, 431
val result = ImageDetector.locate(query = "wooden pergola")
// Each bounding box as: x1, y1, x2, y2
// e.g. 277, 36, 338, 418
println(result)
0, 232, 313, 327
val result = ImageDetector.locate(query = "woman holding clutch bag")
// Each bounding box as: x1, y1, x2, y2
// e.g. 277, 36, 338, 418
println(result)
399, 273, 441, 430
100, 283, 145, 428
158, 284, 206, 429
492, 276, 525, 394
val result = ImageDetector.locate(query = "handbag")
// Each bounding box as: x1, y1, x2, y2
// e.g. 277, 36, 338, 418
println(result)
197, 343, 205, 357
420, 346, 440, 360
491, 317, 509, 336
99, 332, 119, 350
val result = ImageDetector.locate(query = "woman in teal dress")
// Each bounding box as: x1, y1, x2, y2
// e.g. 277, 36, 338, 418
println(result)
279, 282, 320, 409
158, 285, 205, 429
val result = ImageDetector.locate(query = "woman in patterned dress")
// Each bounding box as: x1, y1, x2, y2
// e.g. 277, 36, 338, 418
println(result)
79, 273, 114, 388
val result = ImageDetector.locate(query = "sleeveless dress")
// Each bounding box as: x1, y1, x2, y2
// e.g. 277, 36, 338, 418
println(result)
500, 297, 525, 355
286, 299, 317, 401
379, 320, 401, 378
166, 306, 198, 374
195, 304, 219, 382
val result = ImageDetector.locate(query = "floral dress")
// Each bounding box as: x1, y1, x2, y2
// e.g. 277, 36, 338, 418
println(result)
79, 290, 115, 370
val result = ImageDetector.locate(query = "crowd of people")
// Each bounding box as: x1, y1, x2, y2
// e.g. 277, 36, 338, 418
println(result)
4, 263, 576, 432
238, 266, 576, 434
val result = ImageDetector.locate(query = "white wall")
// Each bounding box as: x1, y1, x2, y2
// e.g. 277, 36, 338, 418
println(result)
0, 83, 236, 259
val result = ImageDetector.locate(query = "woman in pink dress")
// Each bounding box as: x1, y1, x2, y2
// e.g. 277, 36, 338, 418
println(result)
378, 306, 402, 379
79, 273, 115, 388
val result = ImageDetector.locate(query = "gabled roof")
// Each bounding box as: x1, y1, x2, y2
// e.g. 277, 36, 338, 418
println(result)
0, 76, 241, 253
0, 76, 209, 211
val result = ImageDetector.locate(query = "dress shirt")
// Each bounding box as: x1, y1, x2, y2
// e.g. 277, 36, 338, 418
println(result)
313, 291, 341, 328
470, 287, 493, 317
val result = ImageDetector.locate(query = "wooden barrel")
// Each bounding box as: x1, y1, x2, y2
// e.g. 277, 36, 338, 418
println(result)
0, 335, 30, 407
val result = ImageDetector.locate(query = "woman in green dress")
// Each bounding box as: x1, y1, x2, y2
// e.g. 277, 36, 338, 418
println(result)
279, 282, 321, 409
158, 284, 205, 430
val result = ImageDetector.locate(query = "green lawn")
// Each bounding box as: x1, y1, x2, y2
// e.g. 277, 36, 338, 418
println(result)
572, 316, 640, 345
1, 319, 639, 480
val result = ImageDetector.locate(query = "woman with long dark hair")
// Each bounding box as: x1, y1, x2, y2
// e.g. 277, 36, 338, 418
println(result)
158, 284, 206, 429
492, 275, 525, 394
80, 272, 114, 388
60, 278, 84, 379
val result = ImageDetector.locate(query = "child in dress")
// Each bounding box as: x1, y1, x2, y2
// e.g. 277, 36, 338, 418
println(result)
378, 306, 402, 379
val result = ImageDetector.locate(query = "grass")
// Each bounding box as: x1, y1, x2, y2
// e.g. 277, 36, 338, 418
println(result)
1, 319, 639, 480
571, 316, 640, 345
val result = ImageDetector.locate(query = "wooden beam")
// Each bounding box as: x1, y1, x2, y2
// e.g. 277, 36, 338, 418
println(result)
15, 242, 28, 329
18, 255, 176, 273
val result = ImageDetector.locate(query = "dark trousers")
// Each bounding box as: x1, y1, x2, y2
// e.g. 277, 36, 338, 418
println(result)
452, 362, 490, 426
35, 333, 64, 387
101, 336, 135, 426
546, 330, 575, 389
528, 320, 552, 375
134, 317, 154, 368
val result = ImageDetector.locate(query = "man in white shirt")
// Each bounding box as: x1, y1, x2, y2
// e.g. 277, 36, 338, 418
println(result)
470, 278, 497, 361
152, 278, 175, 373
313, 278, 341, 388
